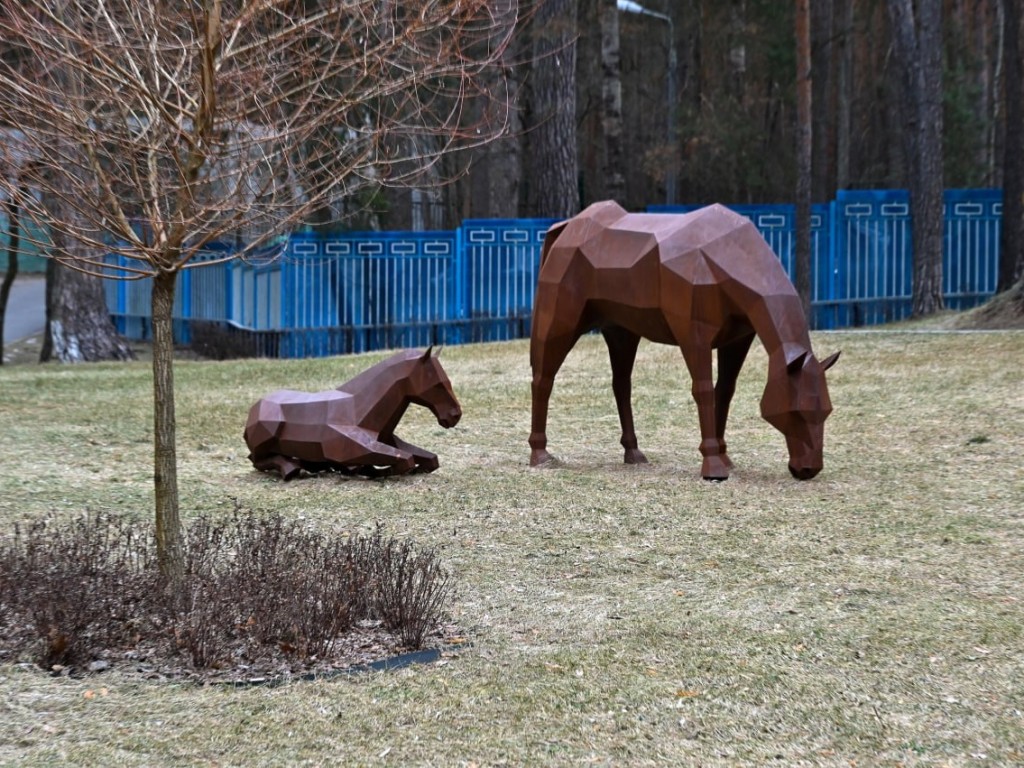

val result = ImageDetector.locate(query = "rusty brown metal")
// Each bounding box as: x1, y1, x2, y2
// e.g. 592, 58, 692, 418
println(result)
529, 201, 839, 480
245, 347, 461, 480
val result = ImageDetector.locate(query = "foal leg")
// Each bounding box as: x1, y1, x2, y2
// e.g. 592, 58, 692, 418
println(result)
323, 427, 416, 476
251, 453, 303, 481
714, 334, 755, 470
391, 435, 440, 474
601, 325, 647, 464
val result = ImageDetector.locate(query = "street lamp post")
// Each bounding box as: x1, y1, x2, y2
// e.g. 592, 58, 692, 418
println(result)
617, 0, 677, 205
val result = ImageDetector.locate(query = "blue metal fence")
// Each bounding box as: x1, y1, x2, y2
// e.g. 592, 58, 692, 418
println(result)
106, 189, 1004, 357
652, 188, 1002, 329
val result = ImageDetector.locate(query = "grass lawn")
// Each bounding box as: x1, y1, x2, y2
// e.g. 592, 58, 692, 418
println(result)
1, 330, 1022, 766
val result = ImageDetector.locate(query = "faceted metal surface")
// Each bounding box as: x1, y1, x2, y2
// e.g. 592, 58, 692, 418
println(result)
245, 347, 461, 480
529, 201, 839, 480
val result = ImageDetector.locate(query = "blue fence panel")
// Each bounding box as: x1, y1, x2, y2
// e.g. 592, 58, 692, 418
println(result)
832, 189, 1001, 324
273, 231, 457, 358
103, 189, 1006, 358
460, 218, 556, 343
831, 189, 913, 326
943, 189, 1001, 309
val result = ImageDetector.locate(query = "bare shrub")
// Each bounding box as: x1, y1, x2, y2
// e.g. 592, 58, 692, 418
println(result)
0, 508, 455, 675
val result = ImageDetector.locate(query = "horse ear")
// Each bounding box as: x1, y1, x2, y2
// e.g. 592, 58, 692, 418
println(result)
821, 351, 841, 371
421, 346, 434, 361
784, 345, 808, 373
434, 346, 443, 357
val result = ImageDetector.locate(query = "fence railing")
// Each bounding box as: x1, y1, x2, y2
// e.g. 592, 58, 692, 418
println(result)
106, 189, 1003, 358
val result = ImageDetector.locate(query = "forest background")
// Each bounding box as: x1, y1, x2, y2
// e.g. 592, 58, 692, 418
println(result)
361, 0, 1009, 231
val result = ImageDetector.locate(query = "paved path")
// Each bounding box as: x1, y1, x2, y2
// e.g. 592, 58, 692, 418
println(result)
2, 274, 46, 344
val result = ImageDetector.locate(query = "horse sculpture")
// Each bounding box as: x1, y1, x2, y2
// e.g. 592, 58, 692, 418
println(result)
245, 347, 461, 480
529, 201, 839, 480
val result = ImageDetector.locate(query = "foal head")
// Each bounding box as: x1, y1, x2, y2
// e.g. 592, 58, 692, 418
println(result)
760, 348, 840, 480
407, 346, 462, 428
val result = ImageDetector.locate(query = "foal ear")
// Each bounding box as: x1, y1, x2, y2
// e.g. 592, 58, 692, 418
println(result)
821, 351, 841, 371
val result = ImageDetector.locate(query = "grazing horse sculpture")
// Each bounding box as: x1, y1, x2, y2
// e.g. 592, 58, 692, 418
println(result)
245, 347, 461, 480
529, 201, 839, 480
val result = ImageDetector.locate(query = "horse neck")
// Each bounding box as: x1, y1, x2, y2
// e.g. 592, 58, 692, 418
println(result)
343, 359, 415, 437
744, 290, 814, 369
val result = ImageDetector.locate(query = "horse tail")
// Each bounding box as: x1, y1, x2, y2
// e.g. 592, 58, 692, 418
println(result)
540, 219, 569, 266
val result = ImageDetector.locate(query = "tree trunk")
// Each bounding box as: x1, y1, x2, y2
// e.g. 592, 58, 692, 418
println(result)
810, 0, 834, 201
834, 0, 854, 189
527, 0, 578, 218
599, 0, 626, 204
999, 0, 1023, 293
887, 0, 945, 317
477, 0, 522, 219
40, 256, 135, 363
795, 0, 813, 322
0, 196, 20, 365
151, 269, 184, 590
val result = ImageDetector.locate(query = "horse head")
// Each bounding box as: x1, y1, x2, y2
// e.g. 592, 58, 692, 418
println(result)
408, 346, 462, 428
760, 348, 840, 480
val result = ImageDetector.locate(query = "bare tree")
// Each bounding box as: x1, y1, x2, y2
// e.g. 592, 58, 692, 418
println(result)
0, 0, 520, 586
886, 0, 945, 317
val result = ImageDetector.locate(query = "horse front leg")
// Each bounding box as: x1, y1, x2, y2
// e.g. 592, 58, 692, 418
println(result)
391, 435, 440, 474
602, 325, 647, 464
714, 334, 755, 470
324, 427, 416, 476
681, 342, 730, 481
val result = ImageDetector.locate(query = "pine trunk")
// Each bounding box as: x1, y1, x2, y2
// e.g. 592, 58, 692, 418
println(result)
811, 0, 834, 201
599, 0, 626, 204
835, 0, 854, 189
483, 0, 523, 219
887, 0, 945, 317
151, 269, 185, 590
528, 0, 578, 218
40, 256, 135, 363
795, 0, 813, 322
999, 0, 1023, 293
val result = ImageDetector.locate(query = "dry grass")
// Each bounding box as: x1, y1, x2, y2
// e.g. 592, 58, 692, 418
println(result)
1, 330, 1023, 766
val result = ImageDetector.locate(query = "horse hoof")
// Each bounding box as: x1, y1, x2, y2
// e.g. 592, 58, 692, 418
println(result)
530, 449, 556, 467
624, 449, 648, 465
701, 457, 730, 481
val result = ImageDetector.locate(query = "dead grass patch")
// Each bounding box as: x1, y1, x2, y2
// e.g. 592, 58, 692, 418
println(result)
1, 330, 1023, 766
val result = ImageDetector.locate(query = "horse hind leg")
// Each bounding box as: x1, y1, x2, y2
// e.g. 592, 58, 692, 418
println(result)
602, 325, 647, 464
250, 453, 303, 481
529, 288, 587, 467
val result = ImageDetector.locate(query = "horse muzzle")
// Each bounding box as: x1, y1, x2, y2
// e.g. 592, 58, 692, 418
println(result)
788, 463, 821, 480
437, 408, 462, 429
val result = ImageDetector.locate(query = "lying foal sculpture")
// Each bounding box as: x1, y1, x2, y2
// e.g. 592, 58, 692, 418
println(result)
245, 347, 461, 480
529, 201, 839, 480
